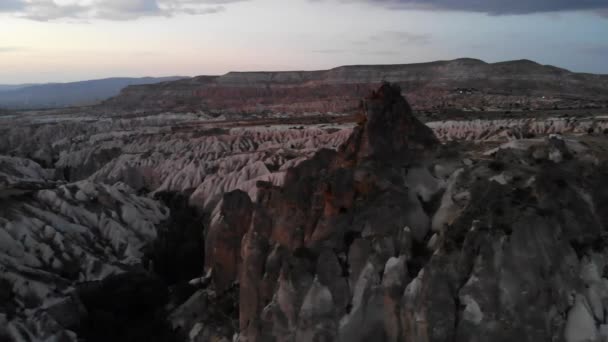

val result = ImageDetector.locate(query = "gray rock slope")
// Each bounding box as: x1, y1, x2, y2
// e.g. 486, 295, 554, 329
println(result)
1, 84, 608, 341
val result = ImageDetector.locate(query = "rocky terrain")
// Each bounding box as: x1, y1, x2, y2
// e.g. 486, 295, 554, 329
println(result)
201, 84, 608, 342
0, 82, 608, 341
0, 107, 355, 341
0, 77, 185, 110
102, 59, 608, 115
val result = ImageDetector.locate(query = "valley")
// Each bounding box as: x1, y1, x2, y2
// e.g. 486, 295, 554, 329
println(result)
1, 78, 608, 341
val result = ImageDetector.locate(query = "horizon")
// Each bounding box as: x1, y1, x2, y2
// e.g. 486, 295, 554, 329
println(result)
2, 57, 608, 86
2, 0, 608, 84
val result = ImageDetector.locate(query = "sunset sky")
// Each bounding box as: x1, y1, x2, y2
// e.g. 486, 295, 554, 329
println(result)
1, 0, 607, 84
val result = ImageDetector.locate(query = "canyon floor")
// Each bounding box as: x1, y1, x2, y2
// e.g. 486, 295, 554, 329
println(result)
1, 84, 608, 342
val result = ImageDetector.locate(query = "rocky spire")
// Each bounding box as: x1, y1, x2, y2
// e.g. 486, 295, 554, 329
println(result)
338, 82, 438, 165
234, 84, 441, 341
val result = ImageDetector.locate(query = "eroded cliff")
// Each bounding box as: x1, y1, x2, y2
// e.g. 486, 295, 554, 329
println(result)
195, 83, 608, 342
102, 59, 608, 115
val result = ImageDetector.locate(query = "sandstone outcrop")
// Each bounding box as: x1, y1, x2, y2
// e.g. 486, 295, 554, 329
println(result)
229, 83, 442, 341
2, 82, 608, 342
197, 83, 608, 342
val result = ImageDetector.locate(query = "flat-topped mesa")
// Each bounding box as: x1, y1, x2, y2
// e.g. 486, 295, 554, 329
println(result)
338, 82, 439, 164
100, 58, 608, 114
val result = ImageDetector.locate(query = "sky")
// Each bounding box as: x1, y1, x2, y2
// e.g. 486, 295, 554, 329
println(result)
1, 0, 607, 84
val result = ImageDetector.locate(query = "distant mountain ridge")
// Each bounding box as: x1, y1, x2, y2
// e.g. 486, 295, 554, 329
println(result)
0, 84, 35, 92
0, 77, 187, 109
102, 58, 608, 114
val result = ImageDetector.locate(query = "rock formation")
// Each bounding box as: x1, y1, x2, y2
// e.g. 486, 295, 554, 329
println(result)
0, 176, 169, 340
102, 59, 608, 114
197, 83, 608, 342
428, 117, 608, 141
2, 82, 608, 342
226, 83, 442, 341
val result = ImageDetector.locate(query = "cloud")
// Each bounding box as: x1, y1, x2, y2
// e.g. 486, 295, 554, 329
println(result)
366, 31, 431, 45
0, 46, 27, 52
312, 48, 400, 56
1, 0, 244, 21
582, 44, 608, 56
312, 31, 428, 56
0, 0, 25, 11
20, 1, 88, 21
350, 30, 431, 48
321, 0, 608, 16
312, 49, 348, 54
